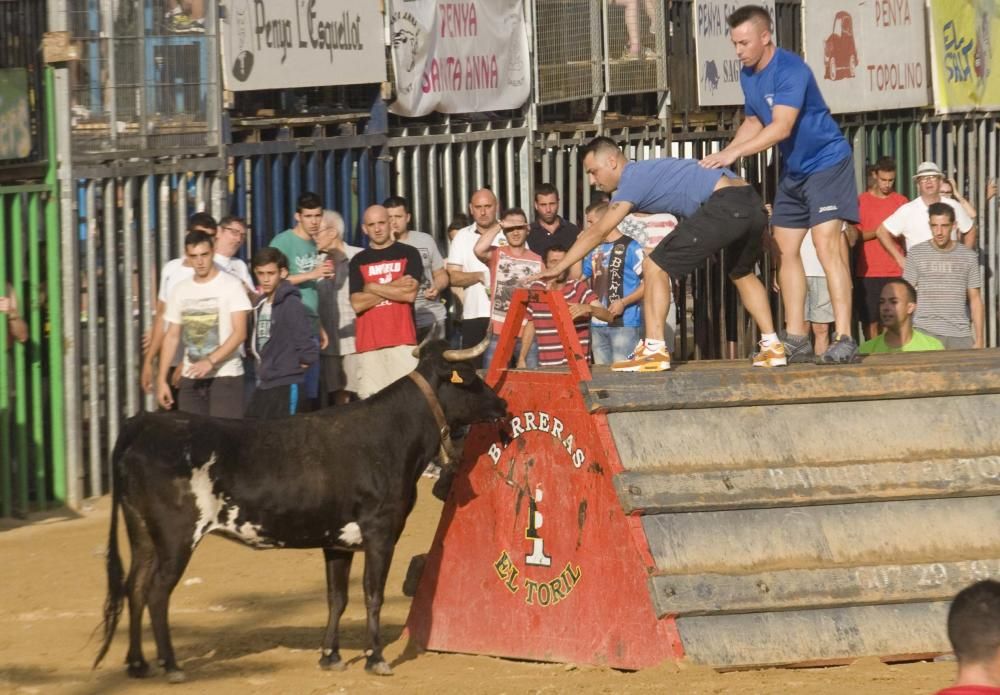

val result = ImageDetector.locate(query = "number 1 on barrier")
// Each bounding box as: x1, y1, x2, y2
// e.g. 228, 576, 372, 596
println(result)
525, 487, 552, 567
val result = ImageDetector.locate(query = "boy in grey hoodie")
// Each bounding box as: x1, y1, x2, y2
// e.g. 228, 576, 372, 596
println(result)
246, 248, 319, 418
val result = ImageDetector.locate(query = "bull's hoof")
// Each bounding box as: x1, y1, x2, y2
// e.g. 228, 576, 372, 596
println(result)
126, 660, 150, 679
318, 654, 347, 671
365, 659, 393, 676
165, 669, 187, 684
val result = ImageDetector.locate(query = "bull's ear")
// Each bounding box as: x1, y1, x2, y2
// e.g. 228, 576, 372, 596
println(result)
450, 370, 464, 384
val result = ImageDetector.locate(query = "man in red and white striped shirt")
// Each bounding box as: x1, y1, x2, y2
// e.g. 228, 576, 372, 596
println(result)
523, 246, 612, 367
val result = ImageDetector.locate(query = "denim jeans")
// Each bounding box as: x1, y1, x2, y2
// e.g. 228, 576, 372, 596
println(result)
590, 325, 644, 365
484, 333, 539, 369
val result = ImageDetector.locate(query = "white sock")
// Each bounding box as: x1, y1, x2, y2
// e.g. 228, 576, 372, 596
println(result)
761, 332, 779, 347
644, 339, 665, 352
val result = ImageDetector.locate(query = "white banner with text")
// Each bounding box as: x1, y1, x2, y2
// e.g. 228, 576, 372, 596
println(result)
695, 0, 776, 107
221, 0, 386, 92
388, 0, 530, 117
802, 0, 929, 113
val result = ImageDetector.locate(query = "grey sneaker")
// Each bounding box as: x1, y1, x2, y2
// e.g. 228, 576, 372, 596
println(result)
782, 333, 815, 364
819, 334, 860, 364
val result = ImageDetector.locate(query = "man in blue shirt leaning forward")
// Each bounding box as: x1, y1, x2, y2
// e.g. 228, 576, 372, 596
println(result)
536, 136, 785, 373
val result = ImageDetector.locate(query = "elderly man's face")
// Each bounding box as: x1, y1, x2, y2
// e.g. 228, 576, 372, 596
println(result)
917, 174, 942, 197
314, 223, 340, 252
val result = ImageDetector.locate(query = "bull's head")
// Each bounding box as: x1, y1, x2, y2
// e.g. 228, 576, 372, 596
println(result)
413, 336, 508, 430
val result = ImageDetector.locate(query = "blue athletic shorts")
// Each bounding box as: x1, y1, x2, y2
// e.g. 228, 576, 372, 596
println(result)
772, 155, 859, 229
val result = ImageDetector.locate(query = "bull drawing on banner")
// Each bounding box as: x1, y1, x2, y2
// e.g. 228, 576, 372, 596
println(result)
93, 338, 508, 682
702, 59, 720, 92
391, 10, 427, 95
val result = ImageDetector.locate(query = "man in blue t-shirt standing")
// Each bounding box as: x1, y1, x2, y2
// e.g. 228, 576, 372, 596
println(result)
701, 5, 860, 364
536, 136, 785, 373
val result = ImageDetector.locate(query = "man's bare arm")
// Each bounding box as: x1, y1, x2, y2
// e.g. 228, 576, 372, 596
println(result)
141, 299, 167, 392
962, 224, 978, 249
538, 202, 634, 279
969, 287, 985, 348
700, 107, 798, 169
156, 322, 182, 409
875, 224, 907, 268
285, 265, 326, 285
724, 115, 765, 150
367, 276, 419, 303
351, 276, 419, 313
472, 227, 503, 262
571, 301, 614, 323
448, 264, 486, 288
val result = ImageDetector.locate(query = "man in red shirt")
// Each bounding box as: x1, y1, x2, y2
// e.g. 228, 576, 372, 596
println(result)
523, 246, 611, 367
853, 157, 909, 339
348, 205, 423, 398
936, 580, 1000, 695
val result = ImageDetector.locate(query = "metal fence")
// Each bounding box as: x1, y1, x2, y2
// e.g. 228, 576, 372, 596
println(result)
388, 118, 533, 239
66, 0, 219, 157
532, 0, 666, 106
24, 0, 1000, 514
63, 162, 226, 502
532, 0, 603, 105
603, 0, 666, 96
0, 69, 66, 517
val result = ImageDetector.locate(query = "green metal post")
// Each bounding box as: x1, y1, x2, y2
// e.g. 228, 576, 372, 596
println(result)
866, 125, 877, 167
44, 67, 66, 505
0, 198, 9, 517
10, 194, 28, 514
28, 194, 45, 508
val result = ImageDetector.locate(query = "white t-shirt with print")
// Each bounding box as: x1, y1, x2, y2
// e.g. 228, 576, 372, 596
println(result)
164, 271, 252, 378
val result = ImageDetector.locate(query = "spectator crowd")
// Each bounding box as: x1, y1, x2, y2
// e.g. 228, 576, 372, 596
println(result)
136, 146, 993, 424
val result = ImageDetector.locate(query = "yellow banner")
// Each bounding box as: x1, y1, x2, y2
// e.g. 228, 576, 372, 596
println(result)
929, 0, 1000, 112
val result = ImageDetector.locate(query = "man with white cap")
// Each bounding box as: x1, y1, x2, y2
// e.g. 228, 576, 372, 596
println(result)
875, 161, 976, 269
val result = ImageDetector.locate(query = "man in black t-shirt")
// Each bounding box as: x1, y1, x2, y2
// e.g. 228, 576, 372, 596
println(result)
348, 205, 424, 398
528, 183, 581, 278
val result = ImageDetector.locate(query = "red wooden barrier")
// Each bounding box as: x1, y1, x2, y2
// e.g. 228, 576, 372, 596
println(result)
405, 288, 684, 668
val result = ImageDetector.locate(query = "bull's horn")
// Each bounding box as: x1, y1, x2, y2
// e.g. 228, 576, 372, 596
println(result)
411, 330, 436, 358
442, 335, 490, 362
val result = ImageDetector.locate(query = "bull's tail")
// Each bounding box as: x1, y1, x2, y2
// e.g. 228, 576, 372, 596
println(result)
93, 417, 141, 668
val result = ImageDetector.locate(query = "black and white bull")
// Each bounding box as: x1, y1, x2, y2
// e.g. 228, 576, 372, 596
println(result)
93, 338, 507, 682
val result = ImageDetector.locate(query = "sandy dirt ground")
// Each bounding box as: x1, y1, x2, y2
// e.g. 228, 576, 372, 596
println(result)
0, 479, 956, 695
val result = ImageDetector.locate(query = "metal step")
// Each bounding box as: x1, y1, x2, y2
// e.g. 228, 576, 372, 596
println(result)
615, 456, 1000, 513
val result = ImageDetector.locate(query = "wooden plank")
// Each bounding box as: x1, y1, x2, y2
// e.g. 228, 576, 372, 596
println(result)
676, 602, 951, 667
614, 456, 1000, 513
583, 349, 1000, 413
608, 394, 1000, 471
641, 496, 1000, 574
650, 558, 1000, 617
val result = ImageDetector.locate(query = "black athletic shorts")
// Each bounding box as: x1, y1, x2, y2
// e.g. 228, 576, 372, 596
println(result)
648, 185, 768, 280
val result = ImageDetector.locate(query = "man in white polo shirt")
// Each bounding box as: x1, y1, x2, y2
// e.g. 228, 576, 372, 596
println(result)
875, 161, 976, 269
446, 188, 497, 368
